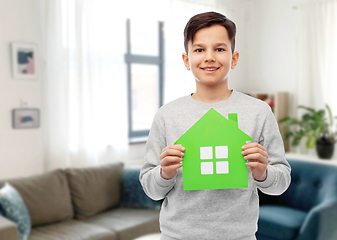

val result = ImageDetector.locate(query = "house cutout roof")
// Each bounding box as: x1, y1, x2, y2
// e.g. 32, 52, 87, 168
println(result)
175, 108, 253, 191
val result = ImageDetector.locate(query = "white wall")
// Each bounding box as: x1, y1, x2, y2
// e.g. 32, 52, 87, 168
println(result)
227, 0, 337, 158
0, 0, 44, 180
228, 0, 309, 117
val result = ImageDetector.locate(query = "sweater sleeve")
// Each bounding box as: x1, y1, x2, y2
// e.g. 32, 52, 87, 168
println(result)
139, 112, 177, 200
255, 107, 291, 195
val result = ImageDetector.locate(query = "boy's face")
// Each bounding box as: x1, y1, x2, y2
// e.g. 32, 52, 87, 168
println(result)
182, 25, 239, 88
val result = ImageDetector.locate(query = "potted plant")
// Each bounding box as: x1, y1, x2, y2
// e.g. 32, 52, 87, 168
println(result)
280, 104, 337, 159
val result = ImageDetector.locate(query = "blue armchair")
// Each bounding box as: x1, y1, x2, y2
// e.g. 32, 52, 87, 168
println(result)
257, 159, 337, 240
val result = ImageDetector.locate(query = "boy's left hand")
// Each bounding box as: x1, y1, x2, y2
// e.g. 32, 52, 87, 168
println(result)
241, 142, 268, 181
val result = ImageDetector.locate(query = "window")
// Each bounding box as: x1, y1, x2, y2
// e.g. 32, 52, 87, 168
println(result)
200, 146, 229, 175
125, 19, 164, 142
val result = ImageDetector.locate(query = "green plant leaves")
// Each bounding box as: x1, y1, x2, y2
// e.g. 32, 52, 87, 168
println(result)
280, 104, 337, 148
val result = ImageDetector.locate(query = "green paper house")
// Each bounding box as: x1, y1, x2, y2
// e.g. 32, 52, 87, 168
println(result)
175, 108, 253, 191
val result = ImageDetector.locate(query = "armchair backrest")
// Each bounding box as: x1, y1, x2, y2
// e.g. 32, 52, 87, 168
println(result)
259, 159, 337, 212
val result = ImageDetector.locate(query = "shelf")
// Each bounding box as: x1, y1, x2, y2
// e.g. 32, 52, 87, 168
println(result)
285, 152, 337, 165
245, 91, 289, 151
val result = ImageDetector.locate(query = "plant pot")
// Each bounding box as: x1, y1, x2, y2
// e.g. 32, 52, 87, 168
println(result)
316, 140, 335, 159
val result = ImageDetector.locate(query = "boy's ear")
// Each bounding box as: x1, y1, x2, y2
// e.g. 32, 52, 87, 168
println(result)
182, 53, 190, 71
231, 51, 239, 69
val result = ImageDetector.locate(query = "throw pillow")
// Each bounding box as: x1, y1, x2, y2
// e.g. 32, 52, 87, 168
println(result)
0, 183, 31, 240
0, 203, 4, 215
121, 167, 162, 209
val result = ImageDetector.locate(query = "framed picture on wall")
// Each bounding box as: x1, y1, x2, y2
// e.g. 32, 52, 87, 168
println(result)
12, 108, 40, 129
11, 43, 37, 79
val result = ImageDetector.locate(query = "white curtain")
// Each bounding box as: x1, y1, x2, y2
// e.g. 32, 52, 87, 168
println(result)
296, 0, 337, 156
40, 0, 230, 169
297, 1, 337, 115
41, 0, 129, 169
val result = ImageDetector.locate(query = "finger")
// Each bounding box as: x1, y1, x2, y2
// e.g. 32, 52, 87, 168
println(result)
244, 153, 268, 164
245, 161, 263, 168
160, 150, 184, 162
242, 142, 258, 149
161, 156, 183, 166
242, 147, 268, 159
242, 142, 267, 152
162, 144, 185, 153
161, 148, 185, 160
244, 153, 267, 163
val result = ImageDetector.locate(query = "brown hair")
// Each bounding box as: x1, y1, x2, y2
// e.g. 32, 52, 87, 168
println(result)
183, 11, 236, 54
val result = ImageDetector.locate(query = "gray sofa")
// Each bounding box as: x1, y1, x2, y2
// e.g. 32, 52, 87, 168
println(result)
0, 162, 161, 240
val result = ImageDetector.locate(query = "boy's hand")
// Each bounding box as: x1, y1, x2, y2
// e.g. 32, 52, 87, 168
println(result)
160, 144, 185, 180
241, 143, 268, 181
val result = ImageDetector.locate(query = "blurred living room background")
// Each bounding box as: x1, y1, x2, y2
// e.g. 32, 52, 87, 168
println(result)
1, 0, 337, 239
0, 0, 336, 179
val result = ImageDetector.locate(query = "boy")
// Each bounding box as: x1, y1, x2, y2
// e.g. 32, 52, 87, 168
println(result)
140, 11, 291, 240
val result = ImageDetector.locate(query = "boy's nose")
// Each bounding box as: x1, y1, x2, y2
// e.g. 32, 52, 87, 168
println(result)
204, 51, 215, 62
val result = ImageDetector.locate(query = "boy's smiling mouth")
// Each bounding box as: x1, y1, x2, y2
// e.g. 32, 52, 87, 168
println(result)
200, 66, 220, 72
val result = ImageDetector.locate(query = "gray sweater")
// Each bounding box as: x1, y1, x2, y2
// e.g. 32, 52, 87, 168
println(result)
140, 90, 291, 240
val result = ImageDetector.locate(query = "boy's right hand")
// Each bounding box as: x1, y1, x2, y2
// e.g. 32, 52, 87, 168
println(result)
160, 144, 185, 179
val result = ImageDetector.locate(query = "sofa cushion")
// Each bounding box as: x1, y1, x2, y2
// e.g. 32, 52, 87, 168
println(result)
29, 220, 117, 240
121, 167, 162, 209
80, 208, 160, 240
66, 162, 124, 219
0, 170, 73, 227
0, 183, 31, 240
258, 205, 307, 240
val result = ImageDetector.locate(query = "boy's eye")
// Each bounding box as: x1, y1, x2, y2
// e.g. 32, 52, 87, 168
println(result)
195, 49, 204, 53
216, 48, 225, 52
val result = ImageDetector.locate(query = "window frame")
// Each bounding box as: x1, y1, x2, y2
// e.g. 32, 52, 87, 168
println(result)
124, 19, 164, 142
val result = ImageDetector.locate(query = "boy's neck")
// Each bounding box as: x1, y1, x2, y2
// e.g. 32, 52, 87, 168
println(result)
192, 84, 232, 103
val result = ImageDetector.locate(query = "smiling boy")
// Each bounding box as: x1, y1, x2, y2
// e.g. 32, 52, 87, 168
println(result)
140, 12, 291, 240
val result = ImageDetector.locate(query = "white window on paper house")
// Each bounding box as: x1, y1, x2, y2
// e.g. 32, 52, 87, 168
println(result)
200, 146, 229, 175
